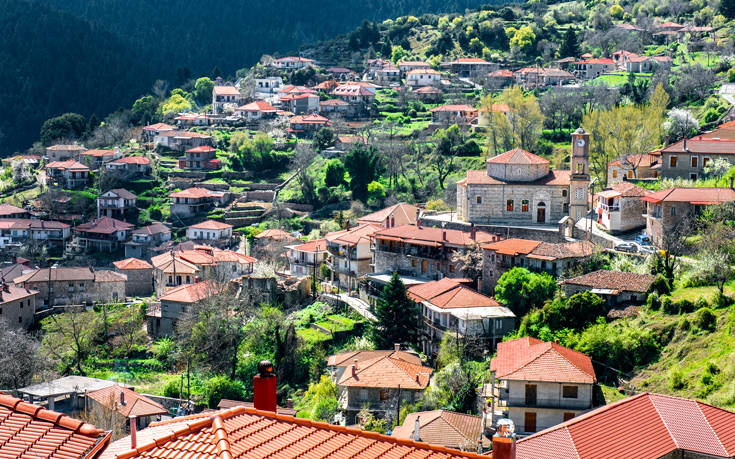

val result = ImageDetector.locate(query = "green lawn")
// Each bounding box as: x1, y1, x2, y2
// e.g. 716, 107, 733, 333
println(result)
670, 282, 735, 303
296, 327, 332, 343
588, 73, 650, 87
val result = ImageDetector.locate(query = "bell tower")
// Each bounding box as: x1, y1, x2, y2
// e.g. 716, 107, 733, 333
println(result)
569, 127, 590, 223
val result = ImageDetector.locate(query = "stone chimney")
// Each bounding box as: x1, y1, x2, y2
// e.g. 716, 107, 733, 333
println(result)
394, 343, 400, 352
413, 416, 421, 441
130, 415, 137, 449
470, 223, 476, 241
253, 360, 277, 412
120, 390, 125, 406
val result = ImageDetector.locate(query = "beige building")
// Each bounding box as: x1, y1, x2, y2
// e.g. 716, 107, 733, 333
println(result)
148, 280, 219, 337
594, 182, 652, 233
325, 223, 382, 291
45, 144, 86, 161
0, 283, 38, 329
14, 267, 125, 306
113, 258, 154, 297
659, 137, 735, 181
607, 153, 660, 183
356, 202, 419, 228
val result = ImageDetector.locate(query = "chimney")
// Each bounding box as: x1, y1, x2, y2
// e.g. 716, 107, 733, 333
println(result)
120, 391, 125, 406
470, 223, 476, 241
253, 360, 277, 412
287, 398, 293, 409
413, 416, 421, 441
492, 419, 516, 459
130, 415, 137, 449
394, 343, 400, 352
353, 358, 359, 370
730, 177, 733, 189
442, 230, 447, 241
683, 138, 688, 151
351, 364, 357, 378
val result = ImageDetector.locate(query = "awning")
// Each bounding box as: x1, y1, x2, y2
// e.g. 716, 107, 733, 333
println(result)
597, 190, 622, 199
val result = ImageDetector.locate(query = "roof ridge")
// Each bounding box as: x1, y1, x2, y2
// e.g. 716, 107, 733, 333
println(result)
212, 415, 233, 459
692, 398, 729, 455
438, 411, 478, 442
0, 393, 103, 437
549, 343, 597, 381
647, 392, 680, 450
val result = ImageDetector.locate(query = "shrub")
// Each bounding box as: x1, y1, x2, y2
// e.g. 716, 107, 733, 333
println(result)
650, 274, 671, 295
714, 291, 734, 309
661, 296, 675, 314
646, 292, 661, 311
675, 299, 695, 314
694, 307, 717, 332
203, 376, 246, 408
677, 316, 691, 331
669, 369, 686, 390
728, 67, 735, 82
163, 378, 183, 399
694, 297, 709, 311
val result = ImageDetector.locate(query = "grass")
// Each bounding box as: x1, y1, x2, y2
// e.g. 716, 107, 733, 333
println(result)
670, 282, 735, 303
587, 72, 650, 87
600, 384, 628, 404
296, 327, 332, 343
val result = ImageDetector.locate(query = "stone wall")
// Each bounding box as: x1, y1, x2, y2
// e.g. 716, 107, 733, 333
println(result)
461, 183, 569, 225
421, 215, 566, 243
118, 268, 153, 297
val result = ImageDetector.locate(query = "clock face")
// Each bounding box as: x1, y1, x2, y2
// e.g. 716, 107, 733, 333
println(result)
577, 138, 585, 147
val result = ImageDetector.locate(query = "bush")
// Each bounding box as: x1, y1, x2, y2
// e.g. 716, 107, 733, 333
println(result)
650, 274, 671, 295
163, 378, 183, 399
675, 299, 695, 314
646, 292, 661, 311
669, 369, 686, 390
661, 296, 674, 314
728, 67, 735, 82
542, 291, 605, 331
694, 307, 717, 332
714, 291, 734, 309
203, 376, 246, 408
677, 316, 691, 331
694, 297, 709, 310
573, 318, 660, 372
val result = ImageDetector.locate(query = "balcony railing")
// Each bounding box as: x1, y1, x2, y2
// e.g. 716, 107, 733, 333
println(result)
500, 397, 593, 410
598, 203, 620, 212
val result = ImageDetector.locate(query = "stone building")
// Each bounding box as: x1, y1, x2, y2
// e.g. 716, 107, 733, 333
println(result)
560, 270, 655, 306
658, 137, 735, 180
113, 258, 154, 297
607, 153, 660, 183
457, 129, 590, 225
14, 267, 125, 306
325, 223, 382, 291
594, 182, 652, 233
0, 283, 38, 329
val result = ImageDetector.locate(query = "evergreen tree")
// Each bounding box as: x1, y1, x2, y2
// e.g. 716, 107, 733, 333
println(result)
211, 66, 222, 79
722, 0, 735, 19
559, 27, 579, 58
344, 145, 382, 202
369, 273, 421, 348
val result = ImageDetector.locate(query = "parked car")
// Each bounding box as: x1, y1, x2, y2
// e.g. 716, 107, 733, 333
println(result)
634, 234, 652, 246
615, 242, 638, 253
639, 245, 657, 255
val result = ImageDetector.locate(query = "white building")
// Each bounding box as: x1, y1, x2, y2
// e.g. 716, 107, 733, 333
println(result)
406, 69, 441, 87
186, 220, 233, 242
286, 238, 328, 278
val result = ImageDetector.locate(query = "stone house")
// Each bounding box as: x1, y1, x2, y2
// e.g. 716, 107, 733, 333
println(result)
178, 146, 220, 170
607, 153, 660, 183
148, 280, 219, 337
271, 56, 315, 69
234, 101, 277, 121
44, 160, 90, 189
0, 219, 71, 250
153, 130, 213, 152
572, 58, 615, 79
169, 187, 226, 218
458, 129, 590, 225
514, 67, 574, 89
429, 104, 477, 126
336, 354, 433, 424
105, 156, 151, 175
87, 385, 167, 430
212, 85, 243, 114
0, 283, 38, 329
326, 347, 422, 384
486, 69, 515, 89
150, 247, 255, 294
594, 182, 652, 233
286, 238, 328, 278
319, 99, 350, 115
331, 84, 376, 105
560, 270, 655, 306
150, 252, 199, 294
45, 144, 86, 161
481, 239, 599, 292
280, 93, 320, 115
407, 278, 515, 358
447, 58, 498, 78
371, 224, 498, 283
398, 61, 431, 74
14, 267, 126, 306
357, 202, 419, 228
91, 270, 128, 303
73, 217, 133, 252
406, 69, 441, 87
659, 137, 735, 180
490, 337, 597, 435
141, 123, 175, 141
113, 258, 154, 297
0, 204, 29, 219
79, 149, 122, 169
186, 220, 233, 243
124, 222, 171, 259
412, 86, 443, 103
97, 189, 137, 220
325, 223, 382, 291
288, 114, 329, 137
375, 64, 400, 83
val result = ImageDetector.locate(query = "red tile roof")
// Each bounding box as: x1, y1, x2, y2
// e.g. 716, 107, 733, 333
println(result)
337, 355, 433, 389
596, 181, 652, 199
608, 152, 659, 168
430, 104, 476, 113
393, 410, 489, 450
561, 269, 655, 293
113, 258, 153, 270
641, 187, 735, 204
185, 145, 216, 153
457, 169, 571, 186
74, 217, 133, 235
372, 224, 496, 247
414, 86, 443, 94
488, 69, 515, 77
482, 238, 542, 256
290, 238, 327, 253
357, 202, 419, 226
88, 385, 167, 418
103, 406, 486, 459
289, 114, 329, 124
0, 283, 39, 304
408, 278, 503, 309
332, 85, 375, 96
514, 392, 735, 459
81, 149, 118, 158
255, 228, 295, 241
158, 280, 219, 303
169, 187, 217, 199
110, 156, 150, 165
327, 350, 422, 367
15, 267, 94, 283
0, 203, 27, 216
326, 223, 382, 246
491, 337, 596, 383
189, 219, 233, 230
212, 85, 241, 96
452, 58, 490, 64
237, 101, 277, 112
407, 68, 440, 75
142, 123, 175, 131
0, 393, 108, 458
45, 160, 90, 172
487, 148, 549, 165
132, 222, 170, 236
574, 58, 615, 64
663, 137, 735, 154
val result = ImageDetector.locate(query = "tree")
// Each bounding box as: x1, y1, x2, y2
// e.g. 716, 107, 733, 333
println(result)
495, 267, 556, 317
500, 86, 544, 152
543, 291, 605, 331
40, 113, 87, 145
451, 242, 484, 287
391, 45, 406, 64
161, 93, 192, 115
131, 96, 158, 125
696, 208, 735, 294
41, 308, 99, 375
344, 145, 381, 202
704, 158, 732, 179
312, 127, 335, 152
0, 322, 44, 390
369, 273, 421, 348
295, 375, 338, 421
193, 77, 215, 105
291, 143, 318, 204
507, 26, 536, 55
559, 27, 579, 58
203, 375, 246, 408
325, 159, 346, 187
663, 109, 698, 143
721, 0, 735, 20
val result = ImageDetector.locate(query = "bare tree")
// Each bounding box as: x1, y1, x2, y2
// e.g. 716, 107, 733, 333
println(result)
451, 242, 484, 288
0, 322, 44, 390
152, 80, 169, 100
78, 392, 128, 441
291, 143, 317, 204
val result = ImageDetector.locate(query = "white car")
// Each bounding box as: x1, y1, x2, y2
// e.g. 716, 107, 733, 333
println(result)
639, 245, 657, 255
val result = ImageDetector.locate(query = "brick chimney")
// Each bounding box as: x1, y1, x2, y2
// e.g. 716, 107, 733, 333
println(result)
442, 230, 447, 241
253, 360, 277, 412
351, 358, 359, 378
130, 415, 137, 449
492, 419, 516, 459
470, 223, 476, 241
120, 390, 125, 406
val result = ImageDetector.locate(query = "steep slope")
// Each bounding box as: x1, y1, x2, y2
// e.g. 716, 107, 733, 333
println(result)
0, 0, 159, 155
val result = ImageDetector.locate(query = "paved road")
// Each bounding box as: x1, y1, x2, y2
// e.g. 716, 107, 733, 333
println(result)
323, 293, 376, 321
719, 84, 735, 106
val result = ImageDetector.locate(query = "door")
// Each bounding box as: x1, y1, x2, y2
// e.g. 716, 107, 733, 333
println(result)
524, 412, 537, 433
525, 384, 537, 406
536, 204, 546, 223
421, 260, 427, 274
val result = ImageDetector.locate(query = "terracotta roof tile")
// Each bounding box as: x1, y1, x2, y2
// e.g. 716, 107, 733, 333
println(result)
481, 238, 542, 256
393, 410, 489, 450
327, 350, 422, 367
15, 267, 94, 283
110, 156, 151, 165
337, 355, 433, 389
132, 222, 170, 236
189, 220, 233, 230
561, 270, 655, 293
113, 258, 153, 270
74, 217, 134, 235
88, 386, 167, 418
430, 104, 475, 113
326, 223, 382, 246
357, 203, 419, 226
289, 238, 327, 253
458, 169, 571, 186
212, 86, 241, 96
158, 280, 219, 303
491, 337, 596, 383
407, 278, 503, 309
371, 224, 497, 247
45, 160, 90, 172
487, 148, 549, 165
255, 228, 295, 241
641, 187, 735, 204
169, 187, 220, 199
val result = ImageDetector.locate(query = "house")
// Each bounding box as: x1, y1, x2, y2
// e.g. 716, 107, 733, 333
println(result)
336, 353, 433, 424
45, 144, 86, 161
481, 239, 598, 292
392, 410, 490, 451
325, 223, 382, 291
141, 122, 175, 141
326, 67, 356, 80
0, 203, 30, 219
366, 58, 393, 78
612, 49, 638, 67
113, 258, 154, 297
254, 76, 283, 94
45, 160, 90, 188
0, 258, 33, 283
406, 68, 441, 87
371, 224, 498, 282
287, 238, 327, 278
271, 56, 315, 69
642, 187, 735, 245
447, 58, 497, 78
594, 181, 652, 233
150, 252, 199, 294
0, 219, 71, 250
0, 394, 110, 458
659, 137, 735, 180
234, 101, 277, 120
458, 129, 590, 224
514, 68, 575, 89
334, 135, 367, 151
280, 93, 320, 114
87, 385, 166, 430
73, 217, 133, 252
169, 187, 225, 218
212, 85, 243, 114
17, 375, 132, 412
486, 69, 515, 89
331, 84, 376, 105
514, 392, 735, 459
1, 154, 42, 169
97, 188, 137, 220
573, 58, 615, 79
186, 220, 233, 243
407, 278, 515, 357
490, 337, 597, 434
288, 114, 329, 136
430, 104, 477, 126
14, 267, 126, 306
607, 152, 660, 183
560, 270, 655, 306
177, 145, 221, 170
278, 84, 317, 98
149, 280, 219, 336
319, 98, 350, 115
0, 282, 39, 329
376, 63, 400, 83
326, 347, 422, 382
173, 112, 209, 127
79, 149, 122, 169
105, 156, 151, 175
398, 61, 431, 74
255, 228, 297, 244
357, 202, 419, 228
153, 130, 212, 152
412, 85, 443, 102
124, 222, 171, 259
623, 55, 656, 73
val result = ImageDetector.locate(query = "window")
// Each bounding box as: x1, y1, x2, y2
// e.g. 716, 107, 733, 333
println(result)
359, 389, 369, 401
575, 187, 584, 200
412, 259, 417, 267
19, 301, 23, 309
576, 162, 585, 174
449, 264, 455, 273
494, 319, 502, 329
689, 173, 698, 181
671, 206, 676, 216
563, 203, 569, 213
436, 262, 440, 270
562, 189, 568, 197
562, 385, 579, 399
612, 169, 617, 178
691, 156, 698, 168
506, 200, 514, 212
521, 200, 529, 212
476, 196, 482, 204
703, 157, 710, 167
18, 317, 22, 324
670, 156, 678, 168
379, 390, 389, 401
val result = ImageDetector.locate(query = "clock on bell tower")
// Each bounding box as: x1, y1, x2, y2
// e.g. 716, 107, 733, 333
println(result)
569, 127, 591, 223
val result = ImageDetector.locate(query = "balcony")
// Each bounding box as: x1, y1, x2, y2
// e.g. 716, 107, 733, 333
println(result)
598, 203, 619, 212
499, 397, 593, 410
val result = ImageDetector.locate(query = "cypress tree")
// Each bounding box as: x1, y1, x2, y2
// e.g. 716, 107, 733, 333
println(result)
369, 272, 421, 349
559, 27, 580, 58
